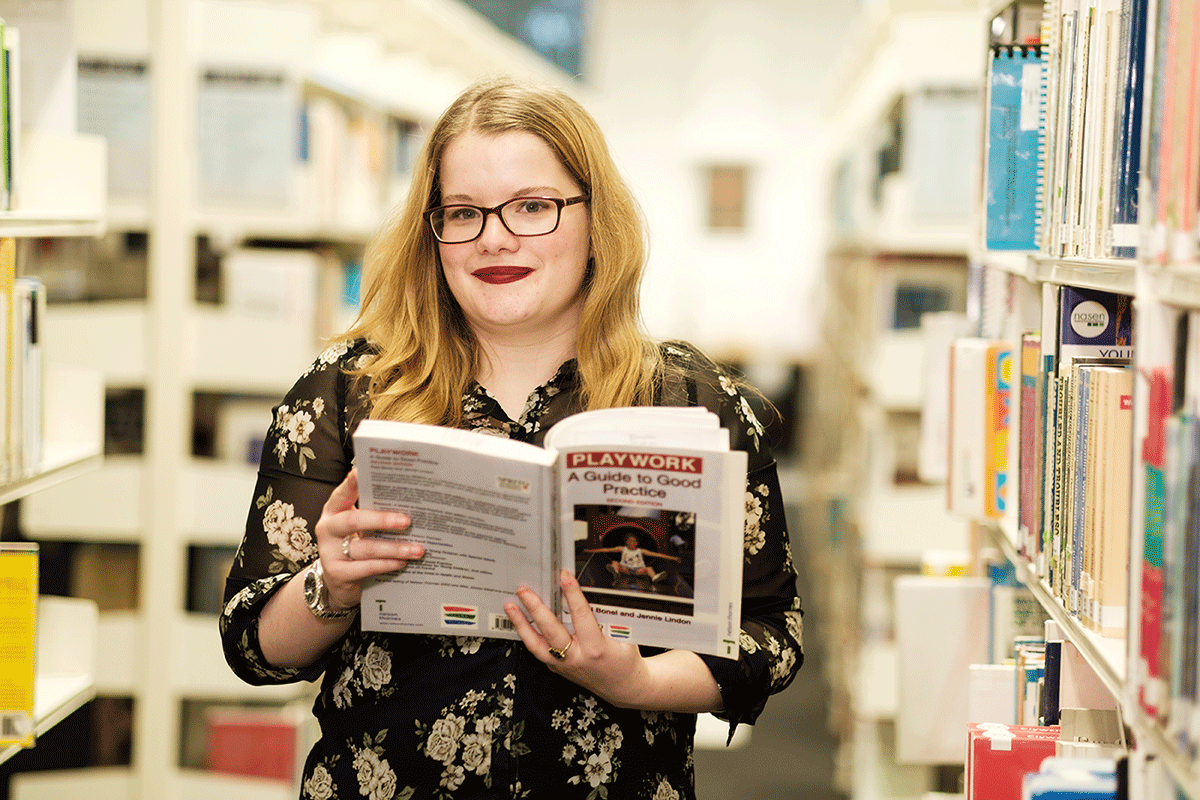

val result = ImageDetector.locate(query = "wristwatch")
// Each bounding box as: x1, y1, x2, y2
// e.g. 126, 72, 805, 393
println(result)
303, 560, 358, 620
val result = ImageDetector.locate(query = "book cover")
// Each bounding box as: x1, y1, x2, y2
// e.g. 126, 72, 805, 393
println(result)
1057, 286, 1134, 367
0, 542, 38, 749
966, 722, 1061, 800
986, 45, 1045, 250
355, 407, 747, 658
205, 706, 302, 784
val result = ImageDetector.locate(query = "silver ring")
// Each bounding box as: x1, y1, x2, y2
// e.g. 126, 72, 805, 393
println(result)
341, 536, 354, 560
548, 639, 573, 660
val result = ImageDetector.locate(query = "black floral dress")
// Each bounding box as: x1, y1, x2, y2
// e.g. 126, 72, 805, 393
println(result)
221, 339, 804, 800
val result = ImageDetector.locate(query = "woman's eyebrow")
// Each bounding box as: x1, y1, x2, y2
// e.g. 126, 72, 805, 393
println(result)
439, 186, 563, 204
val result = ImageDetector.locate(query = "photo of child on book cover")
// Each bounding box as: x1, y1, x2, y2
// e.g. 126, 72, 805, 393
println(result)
573, 507, 696, 616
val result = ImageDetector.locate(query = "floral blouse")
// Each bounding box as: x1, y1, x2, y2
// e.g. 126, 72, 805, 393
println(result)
221, 339, 804, 800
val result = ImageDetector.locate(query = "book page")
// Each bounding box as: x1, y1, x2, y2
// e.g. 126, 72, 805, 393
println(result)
355, 420, 556, 639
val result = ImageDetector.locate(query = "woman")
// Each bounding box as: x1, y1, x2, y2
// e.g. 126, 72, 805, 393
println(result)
221, 76, 803, 800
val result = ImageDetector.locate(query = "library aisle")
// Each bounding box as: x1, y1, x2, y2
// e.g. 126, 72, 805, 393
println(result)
694, 498, 846, 800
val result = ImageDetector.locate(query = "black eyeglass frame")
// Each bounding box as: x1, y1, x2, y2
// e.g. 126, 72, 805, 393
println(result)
424, 195, 589, 244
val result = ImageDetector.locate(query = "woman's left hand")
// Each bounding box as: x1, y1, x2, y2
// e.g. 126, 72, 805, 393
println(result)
505, 569, 653, 708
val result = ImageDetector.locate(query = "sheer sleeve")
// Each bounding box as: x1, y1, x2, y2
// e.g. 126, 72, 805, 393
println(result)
663, 344, 804, 732
219, 341, 369, 685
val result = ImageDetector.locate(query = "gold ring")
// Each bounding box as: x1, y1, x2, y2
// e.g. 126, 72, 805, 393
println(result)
548, 639, 573, 660
341, 536, 354, 560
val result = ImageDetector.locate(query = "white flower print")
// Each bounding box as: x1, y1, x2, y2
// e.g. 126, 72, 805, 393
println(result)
262, 499, 316, 565
562, 743, 577, 763
425, 714, 465, 765
744, 485, 768, 557
653, 777, 681, 800
287, 410, 315, 445
456, 636, 483, 655
739, 630, 761, 655
303, 764, 336, 800
333, 666, 354, 708
312, 397, 325, 417
582, 752, 612, 788
352, 747, 397, 800
440, 764, 465, 792
460, 732, 492, 775
360, 643, 392, 691
771, 646, 798, 687
785, 609, 804, 646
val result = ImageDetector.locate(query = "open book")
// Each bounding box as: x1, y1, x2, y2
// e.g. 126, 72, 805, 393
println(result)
353, 406, 747, 659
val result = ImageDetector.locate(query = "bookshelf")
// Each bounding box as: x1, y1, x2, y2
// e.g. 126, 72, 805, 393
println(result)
959, 0, 1200, 796
2, 1, 571, 798
0, 0, 107, 771
816, 2, 989, 796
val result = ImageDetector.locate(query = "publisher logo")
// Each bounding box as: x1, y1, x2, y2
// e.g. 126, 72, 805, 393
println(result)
496, 476, 530, 493
1070, 300, 1109, 339
441, 605, 478, 628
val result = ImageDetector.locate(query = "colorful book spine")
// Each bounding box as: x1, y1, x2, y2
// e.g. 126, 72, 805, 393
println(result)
1020, 332, 1044, 557
1140, 367, 1172, 719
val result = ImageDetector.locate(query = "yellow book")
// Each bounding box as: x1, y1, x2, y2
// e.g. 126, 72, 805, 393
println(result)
0, 542, 38, 748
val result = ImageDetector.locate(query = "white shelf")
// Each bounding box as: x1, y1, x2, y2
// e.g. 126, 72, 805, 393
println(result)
43, 303, 318, 394
1029, 256, 1137, 295
10, 767, 299, 800
22, 458, 144, 541
0, 597, 99, 766
0, 212, 105, 239
1137, 264, 1200, 309
95, 611, 314, 702
25, 459, 263, 545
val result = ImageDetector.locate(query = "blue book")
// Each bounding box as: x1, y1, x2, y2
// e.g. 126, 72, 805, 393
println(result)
986, 46, 1045, 250
1111, 0, 1149, 258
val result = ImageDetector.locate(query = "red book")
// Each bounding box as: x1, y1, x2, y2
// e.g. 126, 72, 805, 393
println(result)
206, 707, 299, 783
966, 723, 1061, 800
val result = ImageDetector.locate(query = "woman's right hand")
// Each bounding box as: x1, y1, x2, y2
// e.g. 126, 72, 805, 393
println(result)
313, 468, 423, 611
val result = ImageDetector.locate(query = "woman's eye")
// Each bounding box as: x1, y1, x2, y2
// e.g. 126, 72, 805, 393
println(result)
449, 207, 479, 221
516, 199, 551, 214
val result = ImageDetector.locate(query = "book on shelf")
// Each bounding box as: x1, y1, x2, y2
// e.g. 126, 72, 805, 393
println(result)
0, 542, 38, 749
2, 23, 19, 211
1145, 0, 1200, 265
947, 338, 1013, 520
354, 406, 747, 659
985, 42, 1044, 251
1041, 0, 1149, 259
894, 575, 991, 764
205, 705, 305, 784
965, 722, 1061, 800
1022, 755, 1119, 799
1019, 331, 1043, 557
1110, 0, 1149, 257
1040, 286, 1133, 602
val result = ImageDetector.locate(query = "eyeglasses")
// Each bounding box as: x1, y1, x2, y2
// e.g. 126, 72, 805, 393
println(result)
424, 195, 588, 244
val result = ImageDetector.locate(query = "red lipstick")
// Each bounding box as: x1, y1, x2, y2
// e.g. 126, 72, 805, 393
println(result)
472, 266, 533, 284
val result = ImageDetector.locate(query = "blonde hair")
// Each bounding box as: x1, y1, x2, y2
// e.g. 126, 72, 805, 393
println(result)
338, 76, 663, 426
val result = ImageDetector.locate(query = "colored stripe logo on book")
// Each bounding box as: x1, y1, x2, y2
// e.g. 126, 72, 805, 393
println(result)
608, 625, 631, 639
442, 605, 477, 626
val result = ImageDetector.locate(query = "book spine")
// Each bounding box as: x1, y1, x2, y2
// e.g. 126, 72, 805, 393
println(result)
1111, 0, 1150, 257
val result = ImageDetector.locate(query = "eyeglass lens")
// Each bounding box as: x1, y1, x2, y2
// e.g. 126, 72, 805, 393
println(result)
430, 197, 563, 243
